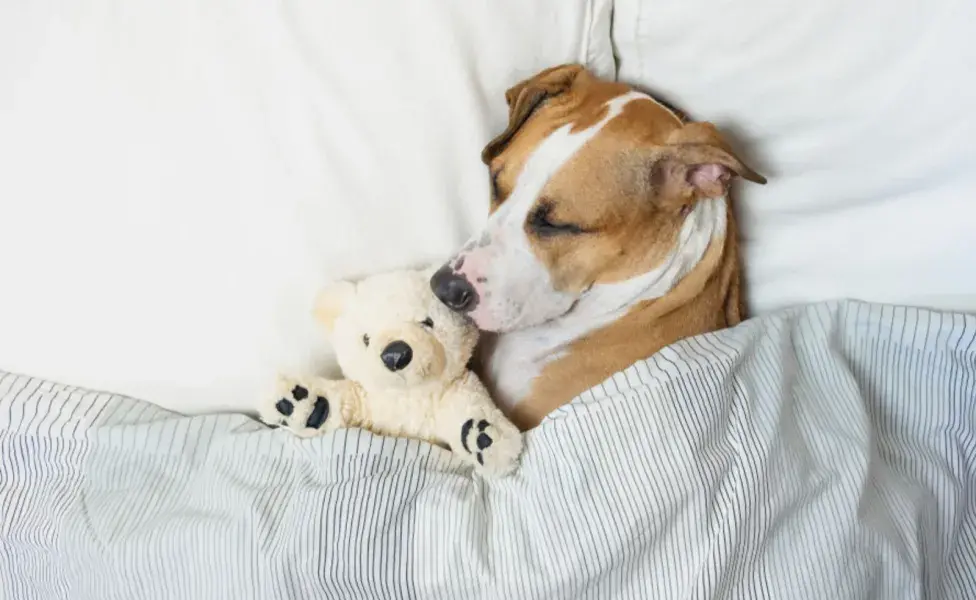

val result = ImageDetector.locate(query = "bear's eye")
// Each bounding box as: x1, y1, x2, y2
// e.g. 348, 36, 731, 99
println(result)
421, 317, 434, 328
362, 334, 370, 347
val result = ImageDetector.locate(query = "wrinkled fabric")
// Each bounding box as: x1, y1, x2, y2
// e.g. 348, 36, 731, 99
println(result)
1, 301, 974, 599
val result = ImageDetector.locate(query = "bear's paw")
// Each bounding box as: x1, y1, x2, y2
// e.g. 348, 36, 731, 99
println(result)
458, 417, 522, 477
259, 376, 338, 438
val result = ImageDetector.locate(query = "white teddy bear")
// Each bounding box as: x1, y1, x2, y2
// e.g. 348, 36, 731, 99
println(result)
259, 267, 523, 477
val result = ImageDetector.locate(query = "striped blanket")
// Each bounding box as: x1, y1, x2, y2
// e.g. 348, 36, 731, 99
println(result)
1, 301, 974, 599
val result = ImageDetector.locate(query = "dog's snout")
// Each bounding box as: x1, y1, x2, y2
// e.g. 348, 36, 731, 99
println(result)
430, 266, 478, 313
380, 341, 413, 372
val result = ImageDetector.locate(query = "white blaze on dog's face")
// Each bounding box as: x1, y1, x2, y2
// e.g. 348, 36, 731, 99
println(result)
315, 269, 479, 389
431, 65, 765, 332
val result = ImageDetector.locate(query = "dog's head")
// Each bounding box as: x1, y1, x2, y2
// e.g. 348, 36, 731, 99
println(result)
431, 64, 765, 333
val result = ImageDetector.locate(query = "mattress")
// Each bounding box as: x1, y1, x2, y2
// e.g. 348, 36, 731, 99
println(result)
2, 300, 974, 599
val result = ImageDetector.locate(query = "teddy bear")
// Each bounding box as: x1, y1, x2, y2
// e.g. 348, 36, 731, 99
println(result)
258, 267, 523, 477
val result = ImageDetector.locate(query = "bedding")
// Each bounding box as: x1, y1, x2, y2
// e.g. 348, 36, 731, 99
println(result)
2, 300, 974, 599
612, 0, 976, 316
0, 0, 614, 416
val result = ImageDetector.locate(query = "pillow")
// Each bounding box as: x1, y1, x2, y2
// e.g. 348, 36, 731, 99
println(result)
0, 1, 615, 414
612, 0, 976, 315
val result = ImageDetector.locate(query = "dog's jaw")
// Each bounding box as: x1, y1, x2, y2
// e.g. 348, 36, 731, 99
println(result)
483, 196, 728, 411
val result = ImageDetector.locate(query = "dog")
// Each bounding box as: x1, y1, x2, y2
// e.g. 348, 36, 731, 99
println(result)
430, 64, 766, 430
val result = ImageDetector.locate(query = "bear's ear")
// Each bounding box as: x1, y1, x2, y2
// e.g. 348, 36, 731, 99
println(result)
313, 280, 356, 333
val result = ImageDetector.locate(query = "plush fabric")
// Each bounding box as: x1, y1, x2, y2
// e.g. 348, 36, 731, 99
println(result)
256, 268, 523, 477
0, 1, 614, 414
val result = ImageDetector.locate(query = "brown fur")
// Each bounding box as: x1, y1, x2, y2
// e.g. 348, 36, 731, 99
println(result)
482, 64, 764, 430
509, 205, 746, 429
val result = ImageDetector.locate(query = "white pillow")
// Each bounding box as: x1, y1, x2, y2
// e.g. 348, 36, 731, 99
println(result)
0, 0, 615, 414
612, 0, 976, 315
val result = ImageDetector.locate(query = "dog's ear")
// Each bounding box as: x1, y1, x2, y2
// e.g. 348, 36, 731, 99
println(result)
480, 64, 585, 164
313, 280, 356, 333
650, 121, 766, 201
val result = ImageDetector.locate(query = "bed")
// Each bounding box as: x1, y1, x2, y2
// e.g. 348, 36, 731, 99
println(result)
1, 1, 974, 598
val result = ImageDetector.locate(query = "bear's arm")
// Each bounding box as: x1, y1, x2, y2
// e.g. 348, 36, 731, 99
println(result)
435, 372, 523, 477
299, 377, 371, 429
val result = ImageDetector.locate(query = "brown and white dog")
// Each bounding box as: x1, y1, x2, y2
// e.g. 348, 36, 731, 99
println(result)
431, 64, 766, 430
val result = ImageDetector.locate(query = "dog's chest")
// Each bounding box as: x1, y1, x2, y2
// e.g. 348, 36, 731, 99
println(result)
482, 327, 571, 412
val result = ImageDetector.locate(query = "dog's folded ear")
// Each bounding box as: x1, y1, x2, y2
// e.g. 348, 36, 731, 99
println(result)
313, 280, 357, 333
650, 121, 766, 201
481, 64, 585, 164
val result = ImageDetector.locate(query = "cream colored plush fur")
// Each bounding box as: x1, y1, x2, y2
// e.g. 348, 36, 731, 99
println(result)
258, 267, 523, 478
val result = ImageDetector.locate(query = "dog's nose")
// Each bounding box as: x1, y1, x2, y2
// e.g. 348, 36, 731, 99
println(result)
430, 266, 478, 313
381, 341, 413, 372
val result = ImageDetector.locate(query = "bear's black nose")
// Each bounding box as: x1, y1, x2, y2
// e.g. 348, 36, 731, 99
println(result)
381, 341, 413, 372
430, 265, 478, 313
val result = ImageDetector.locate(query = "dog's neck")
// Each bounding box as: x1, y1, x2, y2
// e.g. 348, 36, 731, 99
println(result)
482, 196, 728, 411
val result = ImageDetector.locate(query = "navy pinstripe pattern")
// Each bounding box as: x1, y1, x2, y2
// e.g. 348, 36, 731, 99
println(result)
1, 301, 974, 599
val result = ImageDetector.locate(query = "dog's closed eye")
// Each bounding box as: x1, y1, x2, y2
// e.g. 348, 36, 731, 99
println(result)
528, 202, 585, 237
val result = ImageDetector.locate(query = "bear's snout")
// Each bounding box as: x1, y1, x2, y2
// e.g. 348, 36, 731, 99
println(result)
381, 341, 413, 372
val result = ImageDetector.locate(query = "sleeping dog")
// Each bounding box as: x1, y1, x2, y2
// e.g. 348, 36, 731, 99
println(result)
431, 64, 766, 430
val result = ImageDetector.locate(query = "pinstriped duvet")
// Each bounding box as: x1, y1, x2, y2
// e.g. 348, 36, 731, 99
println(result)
1, 300, 975, 599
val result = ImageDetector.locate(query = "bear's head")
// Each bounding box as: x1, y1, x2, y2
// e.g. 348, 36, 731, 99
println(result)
314, 268, 479, 390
